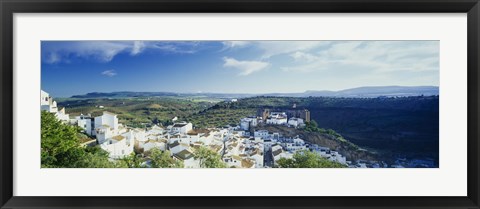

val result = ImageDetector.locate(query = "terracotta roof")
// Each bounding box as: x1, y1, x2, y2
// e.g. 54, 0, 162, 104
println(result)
187, 129, 210, 135
241, 159, 255, 168
232, 155, 242, 161
209, 145, 223, 152
112, 135, 125, 140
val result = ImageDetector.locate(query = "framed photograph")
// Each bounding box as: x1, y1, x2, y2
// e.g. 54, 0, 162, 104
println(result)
1, 0, 479, 208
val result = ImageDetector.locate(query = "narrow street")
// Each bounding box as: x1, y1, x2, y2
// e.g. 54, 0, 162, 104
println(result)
264, 148, 273, 167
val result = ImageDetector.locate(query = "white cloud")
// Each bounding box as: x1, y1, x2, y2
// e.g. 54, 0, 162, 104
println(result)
221, 41, 331, 59
151, 42, 200, 54
257, 41, 330, 59
131, 41, 146, 55
42, 41, 203, 64
101, 69, 117, 77
42, 41, 138, 63
283, 41, 439, 73
223, 57, 270, 76
222, 41, 251, 49
290, 51, 318, 62
44, 52, 61, 64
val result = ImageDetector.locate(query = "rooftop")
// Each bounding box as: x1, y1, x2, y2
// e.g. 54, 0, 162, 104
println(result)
241, 159, 255, 168
174, 149, 194, 160
272, 149, 283, 157
173, 123, 188, 128
187, 129, 210, 136
168, 140, 180, 148
232, 155, 243, 161
111, 135, 125, 141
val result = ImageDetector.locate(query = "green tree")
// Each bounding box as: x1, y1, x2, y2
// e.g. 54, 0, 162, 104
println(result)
194, 146, 226, 168
304, 120, 320, 132
120, 152, 145, 168
149, 148, 183, 168
41, 111, 117, 168
41, 111, 85, 168
276, 150, 346, 168
77, 146, 119, 168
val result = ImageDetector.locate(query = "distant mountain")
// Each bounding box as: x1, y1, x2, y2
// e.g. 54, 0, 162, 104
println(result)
261, 86, 438, 98
300, 86, 439, 98
71, 91, 179, 98
71, 86, 439, 99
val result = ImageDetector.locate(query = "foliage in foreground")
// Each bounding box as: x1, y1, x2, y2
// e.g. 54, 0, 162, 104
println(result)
41, 111, 120, 168
148, 148, 184, 168
194, 146, 226, 168
41, 111, 87, 168
276, 150, 347, 168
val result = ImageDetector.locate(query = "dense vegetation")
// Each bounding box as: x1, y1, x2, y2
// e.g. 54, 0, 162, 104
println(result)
148, 149, 184, 168
184, 108, 256, 128
303, 120, 359, 150
57, 97, 218, 128
276, 150, 346, 168
41, 111, 119, 168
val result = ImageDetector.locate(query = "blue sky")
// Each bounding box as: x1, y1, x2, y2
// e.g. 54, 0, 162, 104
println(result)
41, 41, 439, 97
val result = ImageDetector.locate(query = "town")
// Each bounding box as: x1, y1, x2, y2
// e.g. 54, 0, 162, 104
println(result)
42, 90, 435, 168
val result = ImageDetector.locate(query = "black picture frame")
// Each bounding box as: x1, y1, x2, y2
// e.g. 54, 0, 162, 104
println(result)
1, 0, 479, 208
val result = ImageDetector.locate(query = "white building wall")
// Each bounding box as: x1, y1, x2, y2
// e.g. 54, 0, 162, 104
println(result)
101, 139, 134, 159
40, 90, 50, 106
172, 123, 193, 134
251, 154, 264, 168
94, 112, 119, 130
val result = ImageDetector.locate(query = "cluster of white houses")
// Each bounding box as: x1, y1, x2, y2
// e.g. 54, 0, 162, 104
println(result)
41, 90, 70, 121
41, 90, 350, 168
240, 111, 305, 132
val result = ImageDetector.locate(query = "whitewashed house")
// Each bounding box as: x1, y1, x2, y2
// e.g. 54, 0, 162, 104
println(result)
41, 90, 70, 122
266, 112, 288, 125
168, 140, 191, 155
75, 114, 94, 136
284, 143, 308, 152
143, 140, 167, 152
95, 125, 115, 144
249, 149, 264, 168
132, 128, 147, 150
41, 90, 58, 113
171, 122, 193, 134
288, 117, 304, 128
55, 107, 70, 122
94, 111, 119, 130
272, 144, 293, 165
254, 130, 270, 139
173, 149, 199, 168
240, 117, 258, 131
100, 132, 135, 159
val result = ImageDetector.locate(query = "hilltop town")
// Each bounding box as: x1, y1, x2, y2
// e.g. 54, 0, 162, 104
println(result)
42, 90, 363, 168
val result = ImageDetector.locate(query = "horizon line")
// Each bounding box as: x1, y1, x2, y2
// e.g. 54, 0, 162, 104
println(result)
45, 85, 440, 98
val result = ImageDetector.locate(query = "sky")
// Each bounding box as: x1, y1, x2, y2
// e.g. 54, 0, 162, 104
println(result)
41, 40, 439, 97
